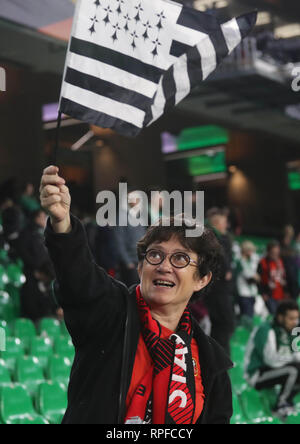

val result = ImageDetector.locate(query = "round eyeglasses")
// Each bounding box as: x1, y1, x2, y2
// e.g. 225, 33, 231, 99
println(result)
143, 249, 198, 269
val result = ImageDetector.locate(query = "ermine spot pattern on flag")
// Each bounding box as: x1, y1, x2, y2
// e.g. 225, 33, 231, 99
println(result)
60, 0, 257, 137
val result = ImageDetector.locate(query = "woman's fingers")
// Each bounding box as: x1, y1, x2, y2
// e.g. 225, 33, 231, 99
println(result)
43, 165, 59, 176
41, 194, 62, 207
41, 185, 61, 198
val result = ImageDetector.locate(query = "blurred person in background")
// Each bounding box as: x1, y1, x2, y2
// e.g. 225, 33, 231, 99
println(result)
280, 225, 299, 301
205, 207, 235, 356
235, 241, 260, 328
294, 232, 300, 287
13, 209, 60, 321
258, 241, 287, 315
0, 197, 24, 258
19, 182, 40, 217
115, 190, 146, 287
244, 300, 300, 419
94, 225, 119, 278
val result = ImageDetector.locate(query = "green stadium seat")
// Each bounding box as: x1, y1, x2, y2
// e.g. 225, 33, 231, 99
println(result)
231, 395, 249, 424
0, 249, 10, 266
14, 356, 45, 397
253, 316, 264, 327
6, 264, 26, 289
17, 416, 49, 424
5, 286, 21, 319
1, 337, 25, 373
0, 291, 15, 322
38, 318, 61, 342
0, 320, 11, 337
229, 365, 248, 394
0, 359, 11, 387
47, 355, 72, 386
13, 318, 36, 352
0, 384, 44, 424
231, 344, 245, 367
29, 337, 53, 370
37, 381, 67, 424
239, 387, 272, 423
54, 337, 75, 361
231, 327, 251, 346
259, 388, 278, 415
285, 411, 300, 424
255, 417, 283, 424
0, 265, 9, 291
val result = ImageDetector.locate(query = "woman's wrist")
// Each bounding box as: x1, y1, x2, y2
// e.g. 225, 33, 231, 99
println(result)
50, 214, 72, 234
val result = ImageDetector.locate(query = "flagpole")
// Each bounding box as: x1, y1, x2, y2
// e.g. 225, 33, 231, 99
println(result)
53, 111, 62, 167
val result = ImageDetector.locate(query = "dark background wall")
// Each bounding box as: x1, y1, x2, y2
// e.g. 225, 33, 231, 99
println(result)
0, 65, 299, 236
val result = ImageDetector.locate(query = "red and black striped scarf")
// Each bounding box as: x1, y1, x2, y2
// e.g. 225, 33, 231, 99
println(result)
125, 285, 195, 424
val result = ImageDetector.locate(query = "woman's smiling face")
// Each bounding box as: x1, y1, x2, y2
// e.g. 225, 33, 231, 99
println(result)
138, 235, 211, 311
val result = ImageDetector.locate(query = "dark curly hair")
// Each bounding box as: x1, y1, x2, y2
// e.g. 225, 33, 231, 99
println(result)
136, 216, 224, 302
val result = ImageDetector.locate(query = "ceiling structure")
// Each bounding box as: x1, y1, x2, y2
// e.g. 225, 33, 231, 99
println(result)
0, 0, 299, 143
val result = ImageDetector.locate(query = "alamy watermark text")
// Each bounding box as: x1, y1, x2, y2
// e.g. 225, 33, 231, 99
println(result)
0, 67, 6, 92
96, 185, 204, 237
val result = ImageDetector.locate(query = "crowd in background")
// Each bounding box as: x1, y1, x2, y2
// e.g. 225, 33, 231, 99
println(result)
1, 178, 300, 360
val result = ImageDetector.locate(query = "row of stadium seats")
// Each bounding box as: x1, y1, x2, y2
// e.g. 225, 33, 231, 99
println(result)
0, 250, 69, 424
0, 318, 73, 424
0, 382, 67, 424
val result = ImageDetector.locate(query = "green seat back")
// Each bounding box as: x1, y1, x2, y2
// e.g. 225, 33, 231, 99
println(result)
15, 356, 44, 397
0, 291, 15, 322
13, 318, 36, 351
0, 320, 11, 337
231, 395, 248, 424
231, 327, 251, 346
285, 412, 300, 424
6, 264, 26, 288
229, 365, 247, 394
231, 344, 245, 367
0, 266, 9, 291
38, 381, 67, 424
0, 359, 11, 387
38, 318, 61, 341
0, 384, 36, 424
0, 249, 9, 265
47, 355, 71, 386
54, 337, 75, 360
29, 337, 53, 370
1, 337, 24, 372
18, 416, 49, 424
6, 285, 21, 318
240, 387, 271, 423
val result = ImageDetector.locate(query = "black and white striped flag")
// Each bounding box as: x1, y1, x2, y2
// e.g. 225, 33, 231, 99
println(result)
60, 0, 257, 137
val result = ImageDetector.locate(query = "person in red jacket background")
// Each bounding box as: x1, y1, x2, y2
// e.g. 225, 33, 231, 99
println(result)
258, 241, 287, 315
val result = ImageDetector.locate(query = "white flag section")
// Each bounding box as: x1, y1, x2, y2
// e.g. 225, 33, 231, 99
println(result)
60, 0, 257, 137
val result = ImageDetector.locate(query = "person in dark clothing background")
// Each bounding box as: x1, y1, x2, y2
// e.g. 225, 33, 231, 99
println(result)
13, 209, 58, 321
205, 208, 235, 356
280, 227, 299, 301
115, 190, 146, 287
40, 166, 233, 425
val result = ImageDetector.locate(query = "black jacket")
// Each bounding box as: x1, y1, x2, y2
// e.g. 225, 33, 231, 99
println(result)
45, 215, 233, 425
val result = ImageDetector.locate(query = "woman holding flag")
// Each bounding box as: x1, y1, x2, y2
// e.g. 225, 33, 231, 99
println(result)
40, 165, 233, 424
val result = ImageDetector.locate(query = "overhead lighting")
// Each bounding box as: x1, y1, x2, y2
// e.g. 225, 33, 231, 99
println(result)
256, 12, 272, 26
275, 24, 300, 39
194, 0, 228, 11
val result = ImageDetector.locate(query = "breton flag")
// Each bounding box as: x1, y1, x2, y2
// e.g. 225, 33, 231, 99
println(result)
60, 0, 257, 137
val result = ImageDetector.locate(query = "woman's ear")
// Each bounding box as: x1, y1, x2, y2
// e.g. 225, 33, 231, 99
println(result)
194, 272, 212, 292
137, 262, 143, 279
